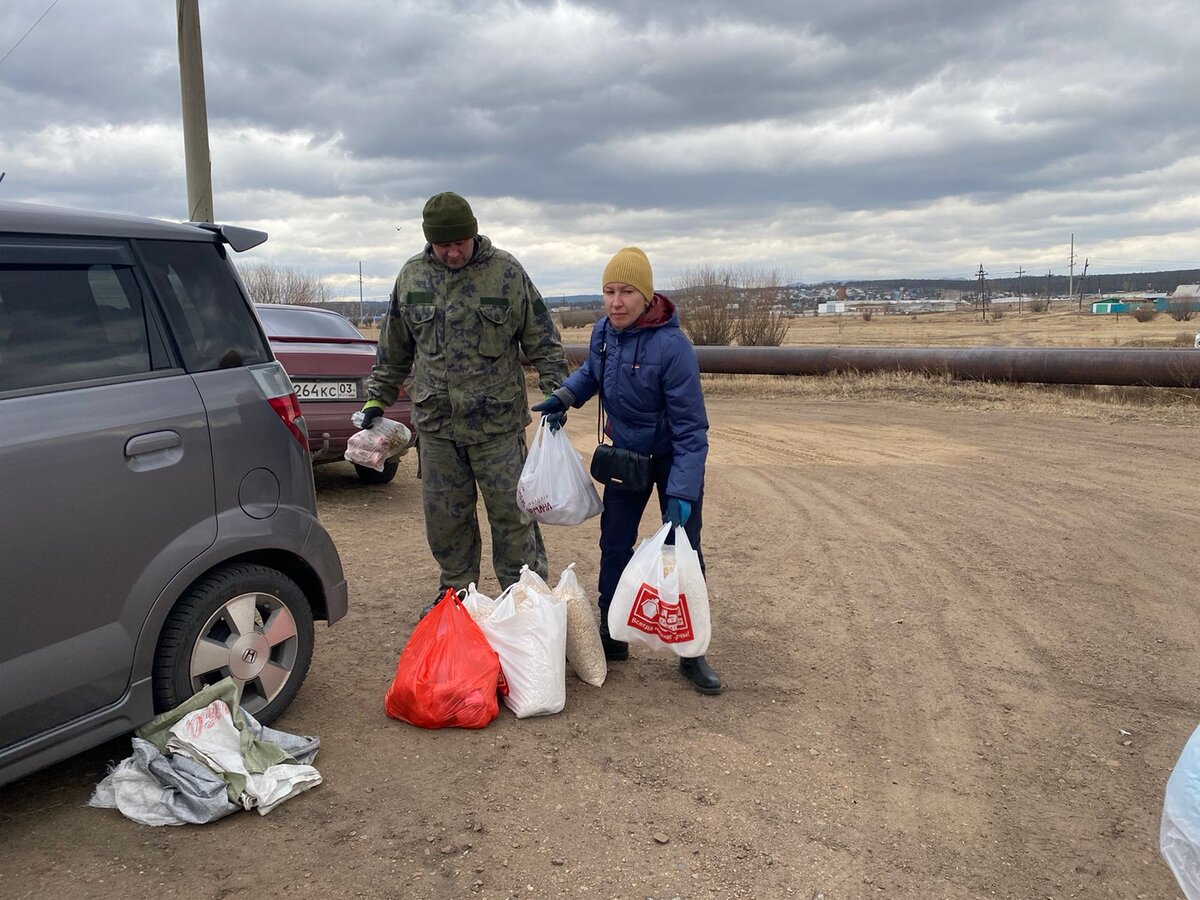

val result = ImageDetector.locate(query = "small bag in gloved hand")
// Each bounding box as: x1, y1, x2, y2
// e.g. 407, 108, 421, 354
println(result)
607, 522, 711, 658
517, 417, 603, 525
385, 589, 501, 729
345, 412, 412, 472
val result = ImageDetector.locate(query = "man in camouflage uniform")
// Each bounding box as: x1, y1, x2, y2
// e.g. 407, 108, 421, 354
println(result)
361, 192, 568, 611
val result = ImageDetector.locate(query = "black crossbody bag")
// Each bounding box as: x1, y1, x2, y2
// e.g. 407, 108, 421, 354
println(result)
589, 325, 657, 493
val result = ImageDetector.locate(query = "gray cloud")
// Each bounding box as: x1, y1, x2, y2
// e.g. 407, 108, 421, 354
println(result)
1, 0, 1197, 291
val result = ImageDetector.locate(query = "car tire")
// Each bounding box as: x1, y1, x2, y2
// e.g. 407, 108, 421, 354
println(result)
355, 456, 400, 484
153, 563, 315, 725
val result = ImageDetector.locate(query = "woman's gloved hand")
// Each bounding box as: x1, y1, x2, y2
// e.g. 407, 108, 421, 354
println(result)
666, 497, 692, 528
531, 395, 567, 432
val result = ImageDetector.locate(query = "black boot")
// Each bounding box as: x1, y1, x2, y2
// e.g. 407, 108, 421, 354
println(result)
679, 656, 722, 694
420, 587, 456, 620
598, 616, 628, 661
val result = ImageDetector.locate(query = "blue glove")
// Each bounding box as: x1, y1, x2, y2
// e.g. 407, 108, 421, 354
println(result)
666, 497, 692, 528
531, 395, 567, 432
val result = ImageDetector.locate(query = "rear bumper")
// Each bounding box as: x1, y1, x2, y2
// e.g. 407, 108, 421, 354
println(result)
303, 518, 348, 624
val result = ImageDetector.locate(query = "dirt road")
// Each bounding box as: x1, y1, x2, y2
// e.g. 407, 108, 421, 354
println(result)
2, 395, 1195, 899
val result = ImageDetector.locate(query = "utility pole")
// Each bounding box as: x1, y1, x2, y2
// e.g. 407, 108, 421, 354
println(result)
176, 0, 214, 223
976, 263, 987, 320
358, 261, 364, 325
1077, 258, 1089, 315
1068, 234, 1077, 302
1045, 270, 1053, 310
1016, 265, 1025, 316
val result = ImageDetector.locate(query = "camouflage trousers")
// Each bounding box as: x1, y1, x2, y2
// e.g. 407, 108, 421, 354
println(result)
416, 429, 548, 592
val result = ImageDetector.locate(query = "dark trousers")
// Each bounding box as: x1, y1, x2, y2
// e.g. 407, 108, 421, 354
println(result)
597, 453, 705, 617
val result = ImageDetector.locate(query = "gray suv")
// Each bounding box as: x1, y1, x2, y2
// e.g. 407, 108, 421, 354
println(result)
0, 201, 348, 786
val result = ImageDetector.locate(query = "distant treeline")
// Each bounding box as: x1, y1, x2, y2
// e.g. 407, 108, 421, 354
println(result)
827, 269, 1200, 296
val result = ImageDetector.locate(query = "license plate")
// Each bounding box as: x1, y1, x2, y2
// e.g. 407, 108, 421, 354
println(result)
292, 380, 359, 401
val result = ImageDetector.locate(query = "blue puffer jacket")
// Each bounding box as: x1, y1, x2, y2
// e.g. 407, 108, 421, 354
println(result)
556, 294, 709, 501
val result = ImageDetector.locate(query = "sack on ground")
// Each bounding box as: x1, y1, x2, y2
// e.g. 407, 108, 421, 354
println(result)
345, 414, 413, 472
517, 417, 603, 525
553, 563, 606, 687
1162, 722, 1200, 898
88, 678, 321, 826
478, 566, 568, 717
385, 588, 501, 729
607, 522, 711, 657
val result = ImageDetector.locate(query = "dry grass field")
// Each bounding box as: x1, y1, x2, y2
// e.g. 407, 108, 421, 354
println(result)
368, 305, 1200, 423
557, 306, 1200, 350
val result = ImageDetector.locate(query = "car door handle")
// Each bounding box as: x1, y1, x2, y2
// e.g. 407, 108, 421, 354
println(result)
125, 430, 182, 457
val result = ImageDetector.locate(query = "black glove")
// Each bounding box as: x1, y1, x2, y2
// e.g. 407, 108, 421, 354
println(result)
531, 395, 567, 433
359, 406, 384, 428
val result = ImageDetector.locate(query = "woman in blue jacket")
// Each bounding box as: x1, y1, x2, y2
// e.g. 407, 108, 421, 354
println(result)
533, 247, 721, 694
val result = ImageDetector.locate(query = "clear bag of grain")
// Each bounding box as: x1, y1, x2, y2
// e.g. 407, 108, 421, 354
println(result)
553, 563, 606, 687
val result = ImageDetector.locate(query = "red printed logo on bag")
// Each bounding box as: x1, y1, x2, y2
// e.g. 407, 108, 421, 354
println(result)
626, 583, 694, 643
496, 665, 510, 697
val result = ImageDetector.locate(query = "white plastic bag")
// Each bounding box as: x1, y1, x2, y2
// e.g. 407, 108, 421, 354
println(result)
517, 417, 603, 525
1162, 723, 1200, 897
344, 412, 413, 472
607, 522, 711, 658
553, 564, 606, 687
478, 567, 568, 718
461, 583, 496, 626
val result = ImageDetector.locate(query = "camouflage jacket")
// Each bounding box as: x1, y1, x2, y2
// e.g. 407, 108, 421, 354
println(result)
367, 235, 568, 443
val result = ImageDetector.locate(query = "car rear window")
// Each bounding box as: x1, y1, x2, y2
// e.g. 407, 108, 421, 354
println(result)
139, 240, 269, 372
256, 306, 366, 340
0, 260, 165, 393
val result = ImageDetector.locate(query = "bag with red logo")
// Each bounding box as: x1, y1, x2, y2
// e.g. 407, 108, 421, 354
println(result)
384, 588, 501, 729
607, 522, 711, 657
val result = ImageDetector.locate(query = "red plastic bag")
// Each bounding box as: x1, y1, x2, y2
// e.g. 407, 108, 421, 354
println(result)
384, 589, 502, 729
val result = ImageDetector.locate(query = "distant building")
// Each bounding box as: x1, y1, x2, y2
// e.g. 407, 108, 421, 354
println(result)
1091, 293, 1175, 314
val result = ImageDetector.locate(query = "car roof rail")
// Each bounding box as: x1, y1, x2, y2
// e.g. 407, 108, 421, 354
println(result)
190, 222, 268, 252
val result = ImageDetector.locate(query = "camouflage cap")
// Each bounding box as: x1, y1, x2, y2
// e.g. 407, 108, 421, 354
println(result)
423, 192, 478, 243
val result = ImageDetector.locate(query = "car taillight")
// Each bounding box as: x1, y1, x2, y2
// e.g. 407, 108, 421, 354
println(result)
250, 363, 309, 450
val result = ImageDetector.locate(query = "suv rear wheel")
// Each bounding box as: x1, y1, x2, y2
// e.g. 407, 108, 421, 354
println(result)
153, 563, 315, 725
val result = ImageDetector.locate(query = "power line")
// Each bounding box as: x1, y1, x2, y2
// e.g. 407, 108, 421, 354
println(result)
0, 0, 61, 67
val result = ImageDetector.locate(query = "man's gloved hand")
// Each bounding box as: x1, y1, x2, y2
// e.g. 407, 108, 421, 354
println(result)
359, 405, 384, 428
531, 395, 567, 433
666, 497, 692, 528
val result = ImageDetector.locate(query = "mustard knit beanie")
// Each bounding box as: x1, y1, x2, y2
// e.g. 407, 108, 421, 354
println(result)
602, 246, 653, 304
422, 192, 478, 243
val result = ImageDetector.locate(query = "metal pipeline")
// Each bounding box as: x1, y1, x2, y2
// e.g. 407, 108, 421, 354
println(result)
562, 345, 1200, 388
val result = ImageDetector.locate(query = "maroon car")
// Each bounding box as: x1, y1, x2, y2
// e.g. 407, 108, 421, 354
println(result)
256, 304, 413, 483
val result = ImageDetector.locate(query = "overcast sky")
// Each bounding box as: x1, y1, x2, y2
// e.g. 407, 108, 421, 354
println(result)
2, 1, 1198, 300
